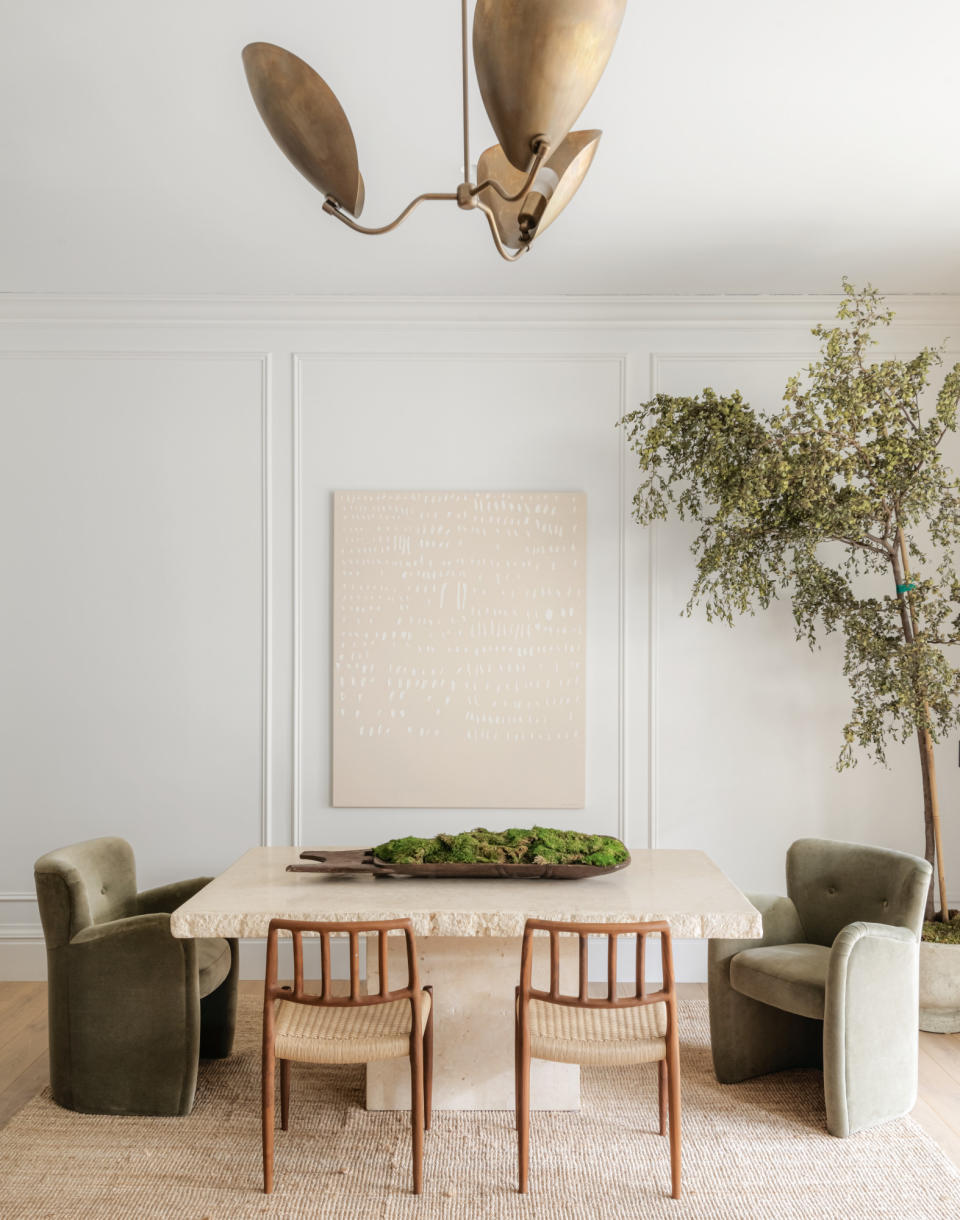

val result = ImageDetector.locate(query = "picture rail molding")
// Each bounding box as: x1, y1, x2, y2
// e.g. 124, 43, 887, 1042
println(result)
2, 294, 960, 329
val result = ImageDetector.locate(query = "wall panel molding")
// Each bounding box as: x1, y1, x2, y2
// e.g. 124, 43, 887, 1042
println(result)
292, 351, 629, 848
645, 349, 840, 849
0, 349, 273, 866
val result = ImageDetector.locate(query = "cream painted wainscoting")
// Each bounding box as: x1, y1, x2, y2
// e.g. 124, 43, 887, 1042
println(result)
2, 294, 960, 980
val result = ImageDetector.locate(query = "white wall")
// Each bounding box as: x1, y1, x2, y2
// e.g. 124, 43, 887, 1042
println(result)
2, 294, 959, 979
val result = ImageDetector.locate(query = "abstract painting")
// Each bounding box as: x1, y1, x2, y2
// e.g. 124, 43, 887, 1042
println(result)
332, 491, 586, 807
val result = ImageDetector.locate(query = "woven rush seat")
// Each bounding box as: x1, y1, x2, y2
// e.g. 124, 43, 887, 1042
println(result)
274, 991, 432, 1064
528, 994, 667, 1065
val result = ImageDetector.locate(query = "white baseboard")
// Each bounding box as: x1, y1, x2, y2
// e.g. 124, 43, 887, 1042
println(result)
0, 927, 46, 981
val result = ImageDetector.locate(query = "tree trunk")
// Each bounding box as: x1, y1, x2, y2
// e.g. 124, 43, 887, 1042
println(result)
920, 727, 949, 923
894, 527, 949, 922
917, 728, 948, 922
918, 730, 937, 921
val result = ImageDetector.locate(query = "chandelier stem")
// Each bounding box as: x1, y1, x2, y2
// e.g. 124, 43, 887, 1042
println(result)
461, 0, 470, 185
323, 192, 457, 235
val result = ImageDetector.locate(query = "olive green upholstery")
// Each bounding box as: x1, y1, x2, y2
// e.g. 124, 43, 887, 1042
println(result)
709, 838, 930, 1137
730, 943, 830, 1020
34, 837, 238, 1116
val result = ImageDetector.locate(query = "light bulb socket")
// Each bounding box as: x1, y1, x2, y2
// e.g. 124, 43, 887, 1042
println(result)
518, 191, 549, 240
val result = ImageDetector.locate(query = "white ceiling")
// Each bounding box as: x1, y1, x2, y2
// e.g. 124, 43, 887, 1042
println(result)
2, 0, 959, 297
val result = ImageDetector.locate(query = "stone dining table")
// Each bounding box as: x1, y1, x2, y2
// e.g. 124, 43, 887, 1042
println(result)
171, 846, 761, 1112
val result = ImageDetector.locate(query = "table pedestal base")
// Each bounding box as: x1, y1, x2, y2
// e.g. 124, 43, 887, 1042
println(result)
366, 935, 579, 1112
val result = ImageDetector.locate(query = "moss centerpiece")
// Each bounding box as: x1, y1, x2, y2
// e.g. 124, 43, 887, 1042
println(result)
374, 826, 629, 869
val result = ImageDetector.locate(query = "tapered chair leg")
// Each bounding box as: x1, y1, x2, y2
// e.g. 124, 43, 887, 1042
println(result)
423, 986, 434, 1132
410, 1032, 425, 1195
658, 1058, 667, 1136
262, 1042, 275, 1194
517, 1010, 531, 1194
280, 1058, 290, 1132
666, 1014, 682, 1200
514, 988, 521, 1132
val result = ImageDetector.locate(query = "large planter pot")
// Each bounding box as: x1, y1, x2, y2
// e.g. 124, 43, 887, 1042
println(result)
919, 940, 960, 1032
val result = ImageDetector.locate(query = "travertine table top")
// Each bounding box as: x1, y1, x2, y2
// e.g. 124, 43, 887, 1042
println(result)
170, 847, 761, 940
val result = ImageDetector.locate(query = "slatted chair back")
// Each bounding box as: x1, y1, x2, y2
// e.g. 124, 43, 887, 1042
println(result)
519, 918, 675, 1011
263, 917, 421, 1015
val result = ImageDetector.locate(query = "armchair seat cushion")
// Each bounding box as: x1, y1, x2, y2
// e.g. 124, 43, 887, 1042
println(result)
730, 942, 830, 1021
197, 937, 232, 998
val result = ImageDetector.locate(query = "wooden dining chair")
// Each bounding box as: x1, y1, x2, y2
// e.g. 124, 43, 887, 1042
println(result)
515, 918, 681, 1199
262, 917, 433, 1195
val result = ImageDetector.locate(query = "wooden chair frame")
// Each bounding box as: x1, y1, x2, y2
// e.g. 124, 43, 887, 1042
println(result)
262, 917, 433, 1195
516, 918, 681, 1199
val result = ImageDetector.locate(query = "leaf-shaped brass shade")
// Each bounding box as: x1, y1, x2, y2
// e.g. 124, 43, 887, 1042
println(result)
473, 0, 625, 172
242, 42, 364, 217
477, 130, 602, 250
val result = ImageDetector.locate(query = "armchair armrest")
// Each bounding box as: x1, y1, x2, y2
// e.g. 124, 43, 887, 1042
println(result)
136, 877, 213, 917
824, 921, 920, 1137
828, 921, 917, 994
67, 913, 202, 1116
71, 912, 198, 979
831, 920, 916, 954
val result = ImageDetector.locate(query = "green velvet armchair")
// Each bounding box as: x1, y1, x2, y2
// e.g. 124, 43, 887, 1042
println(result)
709, 837, 931, 1137
34, 836, 239, 1116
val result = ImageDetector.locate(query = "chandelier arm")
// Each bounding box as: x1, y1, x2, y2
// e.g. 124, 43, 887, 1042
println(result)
323, 192, 458, 235
469, 141, 550, 202
475, 199, 532, 262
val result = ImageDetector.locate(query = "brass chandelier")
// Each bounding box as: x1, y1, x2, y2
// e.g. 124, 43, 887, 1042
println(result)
242, 0, 626, 262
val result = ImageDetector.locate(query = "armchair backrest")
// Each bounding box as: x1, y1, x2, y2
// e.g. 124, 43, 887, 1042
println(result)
786, 837, 931, 947
34, 836, 138, 948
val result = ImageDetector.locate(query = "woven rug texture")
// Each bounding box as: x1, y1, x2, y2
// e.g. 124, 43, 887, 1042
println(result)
1, 996, 958, 1219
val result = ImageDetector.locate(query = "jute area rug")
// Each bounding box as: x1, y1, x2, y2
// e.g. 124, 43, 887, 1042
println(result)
1, 997, 958, 1220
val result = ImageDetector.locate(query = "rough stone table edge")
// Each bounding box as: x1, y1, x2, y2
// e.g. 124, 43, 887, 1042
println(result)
171, 909, 763, 940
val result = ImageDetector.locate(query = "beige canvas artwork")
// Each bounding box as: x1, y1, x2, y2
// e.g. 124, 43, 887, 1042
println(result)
332, 491, 586, 808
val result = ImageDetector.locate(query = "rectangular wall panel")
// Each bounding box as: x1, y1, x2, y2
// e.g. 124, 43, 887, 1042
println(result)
297, 355, 624, 847
0, 353, 267, 894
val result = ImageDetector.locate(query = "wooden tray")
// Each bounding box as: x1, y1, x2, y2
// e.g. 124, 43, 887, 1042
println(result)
286, 848, 631, 880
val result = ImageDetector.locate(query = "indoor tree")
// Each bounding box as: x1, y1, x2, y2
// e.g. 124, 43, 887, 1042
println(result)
620, 282, 960, 925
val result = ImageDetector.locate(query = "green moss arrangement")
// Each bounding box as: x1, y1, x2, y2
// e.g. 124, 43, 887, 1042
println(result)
374, 826, 629, 868
923, 913, 960, 944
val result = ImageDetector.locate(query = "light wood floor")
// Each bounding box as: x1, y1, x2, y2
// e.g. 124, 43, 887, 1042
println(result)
2, 981, 959, 1166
